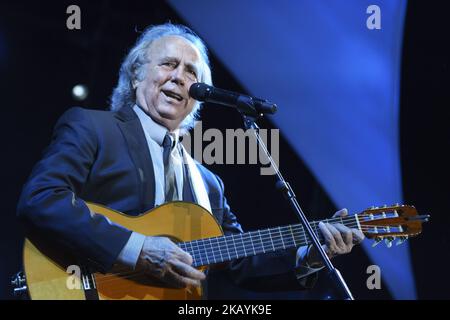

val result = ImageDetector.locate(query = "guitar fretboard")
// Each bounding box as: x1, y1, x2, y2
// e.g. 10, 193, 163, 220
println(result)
178, 215, 360, 267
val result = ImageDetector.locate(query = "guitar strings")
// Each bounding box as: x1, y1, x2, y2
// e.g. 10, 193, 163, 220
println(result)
92, 224, 402, 285
91, 214, 403, 283
92, 224, 399, 287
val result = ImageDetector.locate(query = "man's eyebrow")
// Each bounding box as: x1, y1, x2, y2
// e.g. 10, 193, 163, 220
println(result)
160, 56, 179, 62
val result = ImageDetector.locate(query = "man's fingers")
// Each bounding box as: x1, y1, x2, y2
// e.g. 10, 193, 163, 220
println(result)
164, 269, 202, 288
316, 209, 365, 259
333, 208, 348, 218
319, 221, 336, 248
326, 223, 345, 249
334, 224, 353, 247
352, 229, 365, 244
174, 247, 194, 265
162, 238, 193, 265
171, 260, 206, 281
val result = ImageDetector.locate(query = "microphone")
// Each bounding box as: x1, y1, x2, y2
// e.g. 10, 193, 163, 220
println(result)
189, 83, 277, 115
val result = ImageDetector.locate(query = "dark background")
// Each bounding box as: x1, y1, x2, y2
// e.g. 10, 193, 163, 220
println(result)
0, 1, 448, 299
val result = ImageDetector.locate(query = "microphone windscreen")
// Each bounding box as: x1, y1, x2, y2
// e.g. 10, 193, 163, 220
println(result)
189, 83, 209, 101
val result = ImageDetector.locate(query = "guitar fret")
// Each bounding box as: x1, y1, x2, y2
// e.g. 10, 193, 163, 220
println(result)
268, 229, 275, 251
258, 230, 265, 253
284, 228, 295, 247
278, 226, 286, 249
289, 225, 297, 247
261, 229, 270, 252
240, 233, 247, 257
248, 232, 257, 255
208, 238, 216, 264
223, 236, 231, 261
251, 232, 259, 254
302, 224, 308, 246
231, 234, 239, 259
298, 228, 303, 246
194, 242, 202, 266
214, 237, 224, 263
199, 239, 210, 265
192, 240, 204, 266
201, 239, 210, 264
203, 240, 211, 263
289, 225, 302, 247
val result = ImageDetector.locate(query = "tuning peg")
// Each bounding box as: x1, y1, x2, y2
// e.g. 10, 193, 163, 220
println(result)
396, 236, 408, 246
392, 209, 399, 217
385, 237, 395, 248
372, 237, 383, 247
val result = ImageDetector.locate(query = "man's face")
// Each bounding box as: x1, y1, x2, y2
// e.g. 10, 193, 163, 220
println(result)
135, 36, 202, 131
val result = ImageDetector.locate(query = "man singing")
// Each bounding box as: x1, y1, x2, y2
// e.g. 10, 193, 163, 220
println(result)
17, 23, 364, 298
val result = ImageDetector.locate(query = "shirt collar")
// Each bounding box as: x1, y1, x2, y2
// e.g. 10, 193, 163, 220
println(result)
133, 104, 180, 147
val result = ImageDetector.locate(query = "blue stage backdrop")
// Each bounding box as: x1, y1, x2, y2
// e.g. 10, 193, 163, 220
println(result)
169, 0, 413, 299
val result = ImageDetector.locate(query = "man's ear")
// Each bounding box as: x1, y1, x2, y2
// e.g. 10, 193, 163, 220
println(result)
132, 79, 139, 89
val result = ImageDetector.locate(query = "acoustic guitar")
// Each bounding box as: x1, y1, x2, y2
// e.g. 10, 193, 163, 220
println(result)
21, 201, 429, 300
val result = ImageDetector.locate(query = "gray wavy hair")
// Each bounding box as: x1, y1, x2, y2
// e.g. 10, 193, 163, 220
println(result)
110, 23, 212, 132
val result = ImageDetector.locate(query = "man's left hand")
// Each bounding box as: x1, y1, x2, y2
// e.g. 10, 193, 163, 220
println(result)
305, 208, 365, 267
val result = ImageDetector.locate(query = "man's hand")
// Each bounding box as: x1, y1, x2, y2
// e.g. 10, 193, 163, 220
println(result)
306, 208, 365, 267
136, 236, 205, 288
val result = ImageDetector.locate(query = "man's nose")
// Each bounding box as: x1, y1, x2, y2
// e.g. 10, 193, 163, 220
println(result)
170, 66, 185, 86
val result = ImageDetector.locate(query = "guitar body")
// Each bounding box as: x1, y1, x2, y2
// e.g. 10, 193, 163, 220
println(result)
23, 201, 224, 300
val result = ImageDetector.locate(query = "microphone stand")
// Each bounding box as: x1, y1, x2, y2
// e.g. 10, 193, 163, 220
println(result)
238, 102, 354, 300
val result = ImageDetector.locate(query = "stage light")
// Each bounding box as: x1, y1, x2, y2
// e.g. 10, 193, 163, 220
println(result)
72, 84, 88, 101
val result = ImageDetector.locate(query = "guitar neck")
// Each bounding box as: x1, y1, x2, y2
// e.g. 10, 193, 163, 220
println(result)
178, 215, 361, 267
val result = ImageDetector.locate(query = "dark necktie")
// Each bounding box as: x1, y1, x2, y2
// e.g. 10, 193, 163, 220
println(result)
163, 133, 179, 202
180, 149, 197, 203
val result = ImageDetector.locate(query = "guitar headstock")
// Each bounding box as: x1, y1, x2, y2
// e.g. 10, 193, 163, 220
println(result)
358, 204, 430, 248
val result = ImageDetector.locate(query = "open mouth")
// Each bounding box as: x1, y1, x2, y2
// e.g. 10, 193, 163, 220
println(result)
162, 90, 183, 102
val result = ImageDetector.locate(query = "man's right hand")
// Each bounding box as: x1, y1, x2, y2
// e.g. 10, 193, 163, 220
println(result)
136, 236, 205, 288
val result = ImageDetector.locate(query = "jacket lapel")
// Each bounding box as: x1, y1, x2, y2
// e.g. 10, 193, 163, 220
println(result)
115, 106, 155, 212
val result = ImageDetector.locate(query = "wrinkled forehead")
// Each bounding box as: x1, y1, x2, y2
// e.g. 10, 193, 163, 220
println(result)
147, 35, 203, 66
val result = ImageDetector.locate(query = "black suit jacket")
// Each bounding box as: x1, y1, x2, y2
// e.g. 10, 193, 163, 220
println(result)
17, 106, 316, 292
